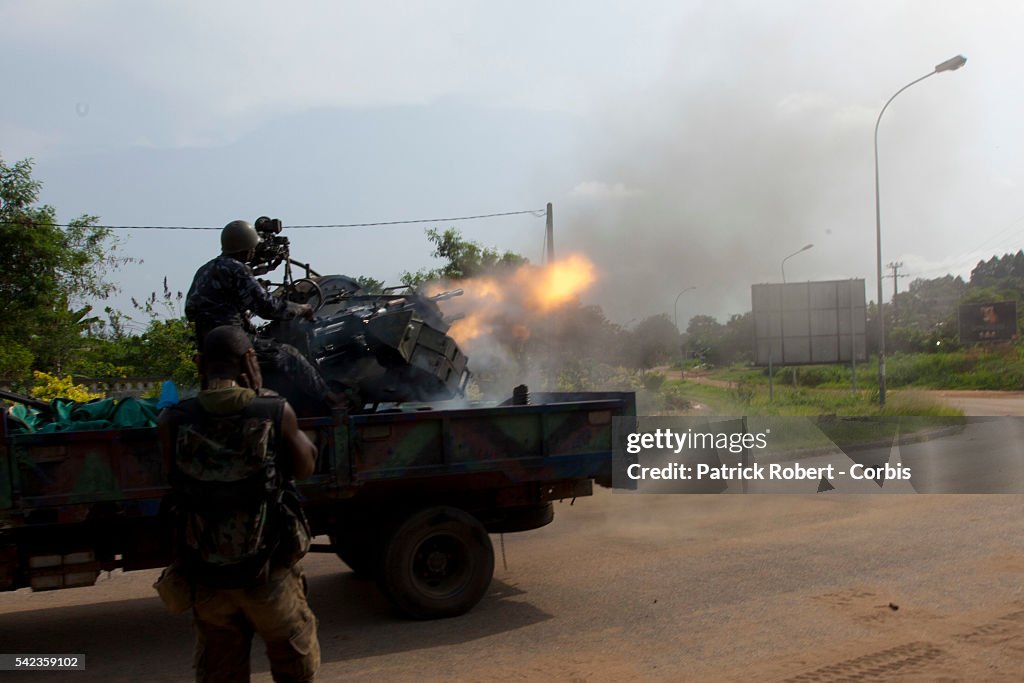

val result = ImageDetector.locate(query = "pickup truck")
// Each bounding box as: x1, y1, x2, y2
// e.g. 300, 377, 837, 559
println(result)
0, 389, 634, 619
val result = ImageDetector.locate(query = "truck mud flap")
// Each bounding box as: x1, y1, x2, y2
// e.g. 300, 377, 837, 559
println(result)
27, 550, 100, 591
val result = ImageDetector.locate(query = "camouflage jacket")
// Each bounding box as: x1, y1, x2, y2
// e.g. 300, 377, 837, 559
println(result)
163, 388, 297, 584
185, 255, 302, 345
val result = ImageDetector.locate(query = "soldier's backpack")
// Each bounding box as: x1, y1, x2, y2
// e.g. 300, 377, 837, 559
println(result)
166, 394, 311, 587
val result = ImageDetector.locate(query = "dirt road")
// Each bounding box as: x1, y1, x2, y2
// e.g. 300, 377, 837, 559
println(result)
932, 389, 1024, 417
2, 491, 1023, 681
2, 390, 1022, 681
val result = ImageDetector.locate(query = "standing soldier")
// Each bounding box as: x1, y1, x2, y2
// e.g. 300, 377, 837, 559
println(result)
158, 325, 321, 682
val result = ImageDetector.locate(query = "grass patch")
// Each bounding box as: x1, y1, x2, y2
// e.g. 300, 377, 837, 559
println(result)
650, 380, 964, 455
655, 379, 962, 418
705, 345, 1024, 391
885, 348, 1024, 390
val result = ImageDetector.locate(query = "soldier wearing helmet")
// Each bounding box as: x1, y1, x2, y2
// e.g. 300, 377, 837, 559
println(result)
185, 220, 342, 415
185, 220, 314, 352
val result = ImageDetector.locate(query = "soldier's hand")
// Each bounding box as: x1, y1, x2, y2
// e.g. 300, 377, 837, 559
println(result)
239, 348, 263, 392
298, 304, 315, 320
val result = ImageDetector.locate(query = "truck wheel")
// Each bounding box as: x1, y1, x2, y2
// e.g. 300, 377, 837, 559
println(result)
379, 506, 494, 620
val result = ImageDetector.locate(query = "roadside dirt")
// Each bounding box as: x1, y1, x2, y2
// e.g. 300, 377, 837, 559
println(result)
929, 389, 1024, 416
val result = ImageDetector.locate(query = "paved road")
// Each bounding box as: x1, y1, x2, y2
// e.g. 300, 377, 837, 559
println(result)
2, 390, 1023, 681
742, 415, 1024, 494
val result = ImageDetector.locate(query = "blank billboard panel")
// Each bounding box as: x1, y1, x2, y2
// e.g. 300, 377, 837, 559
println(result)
752, 279, 867, 366
810, 309, 839, 336
782, 310, 810, 336
810, 335, 839, 363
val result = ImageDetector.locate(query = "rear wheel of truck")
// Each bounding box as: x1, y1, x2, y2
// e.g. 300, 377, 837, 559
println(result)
379, 506, 494, 620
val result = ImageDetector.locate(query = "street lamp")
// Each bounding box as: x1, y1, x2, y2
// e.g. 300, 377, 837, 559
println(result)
781, 243, 814, 283
874, 54, 966, 406
779, 244, 812, 388
674, 286, 697, 333
674, 286, 696, 372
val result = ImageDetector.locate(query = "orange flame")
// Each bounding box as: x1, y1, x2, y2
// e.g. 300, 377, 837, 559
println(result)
523, 253, 597, 312
449, 310, 491, 343
439, 254, 598, 348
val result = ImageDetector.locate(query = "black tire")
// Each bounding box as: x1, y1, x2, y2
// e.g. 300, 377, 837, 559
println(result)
378, 506, 494, 620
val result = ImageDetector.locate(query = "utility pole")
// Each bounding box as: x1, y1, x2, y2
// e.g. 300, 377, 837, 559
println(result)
543, 202, 555, 389
886, 261, 905, 306
545, 202, 554, 264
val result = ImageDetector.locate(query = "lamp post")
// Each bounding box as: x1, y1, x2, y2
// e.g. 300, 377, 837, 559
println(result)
781, 243, 814, 283
674, 286, 696, 374
874, 54, 966, 406
779, 244, 813, 387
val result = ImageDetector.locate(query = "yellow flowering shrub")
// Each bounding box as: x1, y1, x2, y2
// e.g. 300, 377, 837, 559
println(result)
30, 371, 106, 403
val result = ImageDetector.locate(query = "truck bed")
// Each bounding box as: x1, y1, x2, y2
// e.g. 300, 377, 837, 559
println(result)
1, 391, 634, 592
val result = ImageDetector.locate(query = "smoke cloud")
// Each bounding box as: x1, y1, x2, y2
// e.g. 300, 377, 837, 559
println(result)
554, 1, 994, 326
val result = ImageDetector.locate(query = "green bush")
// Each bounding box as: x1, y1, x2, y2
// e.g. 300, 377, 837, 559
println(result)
641, 372, 666, 392
883, 346, 1024, 390
730, 380, 756, 405
708, 345, 1024, 392
795, 365, 846, 387
656, 383, 693, 412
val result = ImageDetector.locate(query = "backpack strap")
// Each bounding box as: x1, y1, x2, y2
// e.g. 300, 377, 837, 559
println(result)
243, 395, 286, 463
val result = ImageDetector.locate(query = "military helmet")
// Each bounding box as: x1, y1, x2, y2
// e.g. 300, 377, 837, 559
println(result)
221, 220, 261, 253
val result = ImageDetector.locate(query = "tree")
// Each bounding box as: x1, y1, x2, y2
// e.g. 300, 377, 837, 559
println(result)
401, 228, 529, 287
75, 280, 198, 388
718, 312, 753, 364
0, 155, 124, 381
354, 275, 386, 294
629, 314, 679, 369
883, 275, 963, 352
970, 251, 1024, 291
685, 314, 725, 364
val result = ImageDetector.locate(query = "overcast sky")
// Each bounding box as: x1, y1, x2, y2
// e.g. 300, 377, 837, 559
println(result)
3, 0, 1021, 326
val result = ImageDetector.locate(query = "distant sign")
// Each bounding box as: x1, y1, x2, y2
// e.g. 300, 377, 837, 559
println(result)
958, 301, 1017, 343
752, 279, 867, 366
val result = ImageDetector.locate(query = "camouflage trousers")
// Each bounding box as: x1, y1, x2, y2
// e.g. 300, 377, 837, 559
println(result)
192, 564, 320, 683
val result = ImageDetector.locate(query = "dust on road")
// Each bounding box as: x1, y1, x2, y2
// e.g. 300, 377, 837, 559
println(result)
2, 390, 1023, 681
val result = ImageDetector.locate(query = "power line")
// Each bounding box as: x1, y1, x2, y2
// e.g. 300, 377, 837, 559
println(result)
888, 209, 1024, 282
287, 209, 547, 229
0, 208, 547, 231
958, 211, 1024, 258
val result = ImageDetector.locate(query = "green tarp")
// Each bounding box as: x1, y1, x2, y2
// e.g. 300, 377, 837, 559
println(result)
7, 397, 160, 434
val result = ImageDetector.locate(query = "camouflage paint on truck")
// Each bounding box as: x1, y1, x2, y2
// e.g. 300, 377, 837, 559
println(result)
1, 390, 635, 596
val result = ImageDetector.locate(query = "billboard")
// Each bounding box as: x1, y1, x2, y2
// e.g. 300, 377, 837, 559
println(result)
958, 301, 1017, 343
752, 279, 867, 366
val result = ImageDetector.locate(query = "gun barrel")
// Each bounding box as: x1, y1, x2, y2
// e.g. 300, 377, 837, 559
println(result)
429, 288, 464, 302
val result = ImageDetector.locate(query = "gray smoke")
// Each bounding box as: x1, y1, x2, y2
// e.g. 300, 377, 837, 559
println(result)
556, 1, 989, 326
